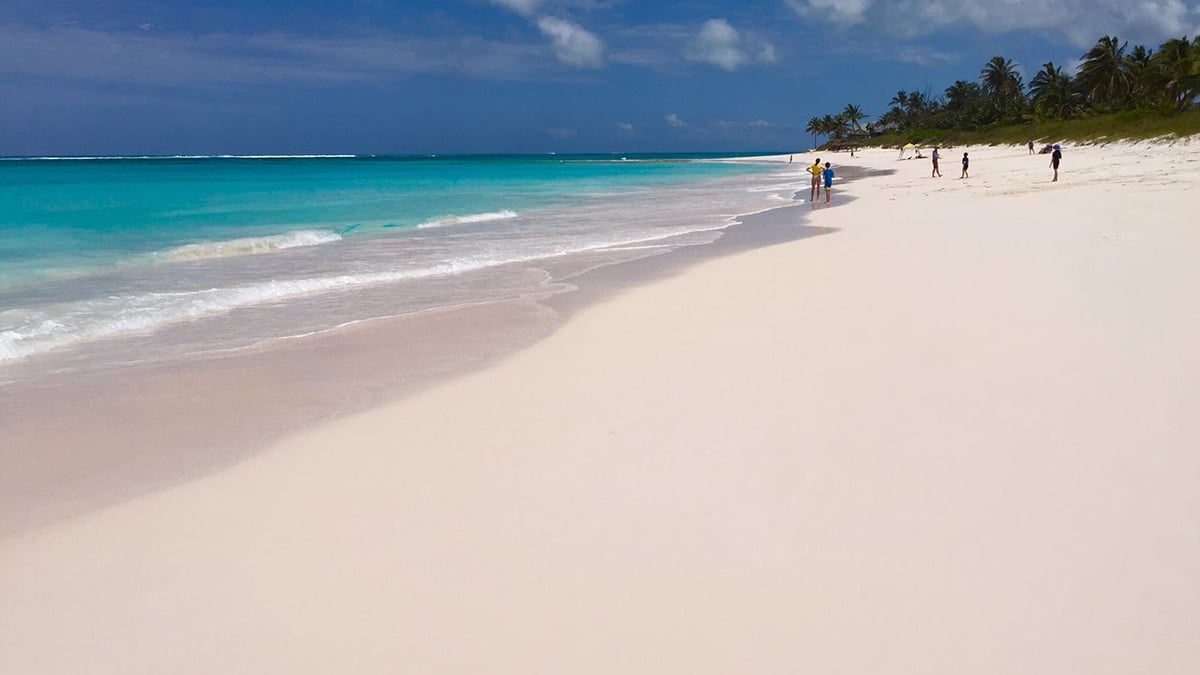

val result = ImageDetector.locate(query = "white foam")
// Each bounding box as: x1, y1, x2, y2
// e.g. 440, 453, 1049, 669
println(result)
155, 230, 343, 262
0, 254, 540, 362
746, 182, 804, 193
416, 210, 518, 229
0, 222, 742, 363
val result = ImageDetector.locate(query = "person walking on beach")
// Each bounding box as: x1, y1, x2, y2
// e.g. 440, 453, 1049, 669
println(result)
822, 162, 835, 204
810, 158, 823, 202
1050, 144, 1062, 182
1028, 140, 1035, 155
960, 152, 969, 179
931, 147, 942, 178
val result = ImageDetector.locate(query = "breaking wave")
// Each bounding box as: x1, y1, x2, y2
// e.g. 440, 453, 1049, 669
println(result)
155, 230, 344, 262
416, 210, 518, 229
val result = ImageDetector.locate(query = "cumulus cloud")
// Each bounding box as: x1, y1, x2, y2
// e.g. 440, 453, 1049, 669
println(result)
686, 19, 779, 71
785, 0, 1200, 47
490, 0, 543, 16
784, 0, 872, 26
665, 113, 687, 127
536, 17, 605, 68
616, 122, 634, 131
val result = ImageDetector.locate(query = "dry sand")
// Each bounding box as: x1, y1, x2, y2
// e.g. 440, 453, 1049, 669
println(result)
3, 140, 1200, 674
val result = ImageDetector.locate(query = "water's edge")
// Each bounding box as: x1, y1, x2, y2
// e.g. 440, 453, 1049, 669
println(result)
0, 166, 885, 539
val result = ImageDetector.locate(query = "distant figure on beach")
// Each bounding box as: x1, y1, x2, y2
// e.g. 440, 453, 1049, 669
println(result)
810, 158, 823, 202
822, 162, 835, 204
1050, 144, 1062, 182
931, 147, 942, 178
789, 155, 793, 164
960, 152, 969, 179
1028, 140, 1035, 155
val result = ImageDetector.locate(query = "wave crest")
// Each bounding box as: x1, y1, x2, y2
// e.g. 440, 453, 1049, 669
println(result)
156, 230, 343, 262
417, 210, 518, 229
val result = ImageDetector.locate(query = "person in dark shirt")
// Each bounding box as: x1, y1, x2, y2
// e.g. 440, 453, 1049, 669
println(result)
1050, 145, 1062, 182
960, 152, 969, 179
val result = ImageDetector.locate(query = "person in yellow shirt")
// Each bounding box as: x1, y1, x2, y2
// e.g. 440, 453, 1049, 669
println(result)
809, 158, 823, 202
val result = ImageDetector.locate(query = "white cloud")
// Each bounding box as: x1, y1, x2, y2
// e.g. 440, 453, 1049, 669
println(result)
785, 0, 872, 26
893, 47, 957, 67
490, 0, 543, 16
686, 19, 778, 71
490, 0, 615, 14
536, 17, 605, 68
616, 122, 634, 131
758, 42, 779, 63
716, 119, 776, 128
665, 113, 687, 127
546, 127, 577, 138
785, 0, 1200, 47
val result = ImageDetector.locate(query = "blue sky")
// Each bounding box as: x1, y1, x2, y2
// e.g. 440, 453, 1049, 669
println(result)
2, 0, 1198, 155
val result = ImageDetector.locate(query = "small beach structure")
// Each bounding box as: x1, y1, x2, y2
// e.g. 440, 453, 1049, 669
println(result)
898, 142, 919, 160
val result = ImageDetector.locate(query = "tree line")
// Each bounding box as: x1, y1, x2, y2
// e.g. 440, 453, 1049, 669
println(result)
806, 34, 1200, 143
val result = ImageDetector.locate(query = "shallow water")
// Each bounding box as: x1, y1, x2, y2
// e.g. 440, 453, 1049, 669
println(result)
0, 153, 805, 378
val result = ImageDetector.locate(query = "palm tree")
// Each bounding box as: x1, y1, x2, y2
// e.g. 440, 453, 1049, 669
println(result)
942, 80, 985, 127
980, 56, 1025, 121
1125, 45, 1158, 104
1079, 35, 1130, 109
820, 114, 843, 140
886, 89, 937, 129
1153, 36, 1200, 111
841, 104, 867, 131
1029, 61, 1062, 101
1030, 62, 1084, 120
887, 90, 911, 126
911, 90, 942, 128
805, 116, 822, 149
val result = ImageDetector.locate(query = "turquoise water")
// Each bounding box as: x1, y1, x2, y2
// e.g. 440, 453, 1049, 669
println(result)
1, 154, 767, 283
0, 153, 802, 371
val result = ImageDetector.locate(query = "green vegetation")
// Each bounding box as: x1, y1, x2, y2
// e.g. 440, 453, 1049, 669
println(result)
862, 108, 1200, 147
807, 34, 1200, 148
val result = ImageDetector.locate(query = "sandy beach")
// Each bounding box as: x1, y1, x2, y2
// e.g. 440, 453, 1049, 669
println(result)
3, 140, 1200, 673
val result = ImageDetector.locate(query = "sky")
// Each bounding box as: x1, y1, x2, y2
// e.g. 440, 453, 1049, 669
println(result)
2, 0, 1198, 155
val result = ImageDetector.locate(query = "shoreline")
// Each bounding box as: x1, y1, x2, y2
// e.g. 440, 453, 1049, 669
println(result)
0, 156, 852, 538
5, 141, 1200, 673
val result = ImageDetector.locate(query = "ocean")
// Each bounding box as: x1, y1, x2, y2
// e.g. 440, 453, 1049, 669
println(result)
0, 153, 803, 380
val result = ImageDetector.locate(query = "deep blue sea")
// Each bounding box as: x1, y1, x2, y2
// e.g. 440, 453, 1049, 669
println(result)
0, 153, 804, 376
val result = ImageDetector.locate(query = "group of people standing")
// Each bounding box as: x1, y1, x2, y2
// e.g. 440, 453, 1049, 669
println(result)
803, 140, 1062, 207
929, 147, 970, 179
929, 142, 1061, 181
808, 158, 835, 205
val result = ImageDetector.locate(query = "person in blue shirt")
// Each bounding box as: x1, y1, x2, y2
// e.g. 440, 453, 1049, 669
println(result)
960, 152, 969, 179
822, 162, 835, 204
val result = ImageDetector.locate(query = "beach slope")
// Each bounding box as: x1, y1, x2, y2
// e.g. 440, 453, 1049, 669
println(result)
3, 141, 1199, 674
